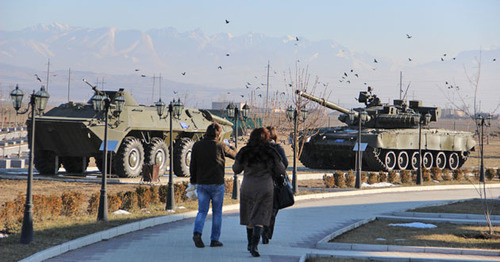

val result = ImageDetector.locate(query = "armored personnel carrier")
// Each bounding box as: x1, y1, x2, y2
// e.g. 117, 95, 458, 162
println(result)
30, 82, 233, 178
296, 89, 475, 171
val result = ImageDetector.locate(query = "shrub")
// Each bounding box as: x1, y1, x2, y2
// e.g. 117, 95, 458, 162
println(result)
388, 170, 398, 184
225, 179, 234, 194
174, 182, 189, 203
159, 185, 168, 203
88, 193, 99, 214
323, 174, 334, 188
333, 171, 346, 188
122, 191, 139, 210
33, 194, 62, 220
361, 172, 367, 183
453, 169, 464, 181
136, 186, 151, 208
0, 194, 24, 233
431, 167, 442, 181
149, 186, 160, 205
423, 170, 431, 182
367, 172, 379, 184
378, 171, 387, 183
346, 170, 355, 187
61, 191, 86, 216
401, 170, 412, 184
486, 168, 496, 181
441, 169, 453, 181
108, 193, 122, 212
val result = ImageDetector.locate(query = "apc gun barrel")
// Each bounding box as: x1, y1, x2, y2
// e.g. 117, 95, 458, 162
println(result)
296, 90, 357, 117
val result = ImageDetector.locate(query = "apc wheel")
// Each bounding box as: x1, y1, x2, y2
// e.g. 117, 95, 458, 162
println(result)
60, 157, 89, 174
173, 138, 195, 177
410, 152, 419, 170
114, 137, 144, 178
384, 151, 397, 171
397, 151, 409, 170
34, 150, 61, 175
435, 152, 446, 170
146, 137, 169, 176
422, 152, 433, 169
448, 152, 460, 170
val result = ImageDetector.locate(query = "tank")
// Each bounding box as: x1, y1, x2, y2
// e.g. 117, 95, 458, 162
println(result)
29, 82, 233, 178
296, 88, 476, 171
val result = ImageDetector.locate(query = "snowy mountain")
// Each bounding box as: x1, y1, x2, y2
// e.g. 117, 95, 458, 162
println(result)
0, 23, 498, 111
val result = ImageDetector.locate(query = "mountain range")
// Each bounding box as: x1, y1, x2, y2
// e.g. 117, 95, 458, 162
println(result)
0, 23, 498, 112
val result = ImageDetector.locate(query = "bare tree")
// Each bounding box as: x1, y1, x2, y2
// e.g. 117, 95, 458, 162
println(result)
441, 50, 496, 236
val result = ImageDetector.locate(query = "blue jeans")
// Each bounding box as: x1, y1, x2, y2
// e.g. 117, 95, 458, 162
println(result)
193, 184, 225, 241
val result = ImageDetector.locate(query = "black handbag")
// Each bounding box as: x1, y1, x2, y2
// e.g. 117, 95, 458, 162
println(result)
273, 174, 295, 209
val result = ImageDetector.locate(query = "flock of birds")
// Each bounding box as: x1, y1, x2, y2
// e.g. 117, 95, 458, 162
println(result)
99, 19, 498, 104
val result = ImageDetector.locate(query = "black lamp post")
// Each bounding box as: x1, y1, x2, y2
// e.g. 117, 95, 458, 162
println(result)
416, 113, 432, 185
475, 114, 492, 182
226, 102, 250, 199
286, 105, 308, 194
349, 110, 368, 189
10, 84, 50, 244
157, 98, 183, 210
90, 87, 126, 222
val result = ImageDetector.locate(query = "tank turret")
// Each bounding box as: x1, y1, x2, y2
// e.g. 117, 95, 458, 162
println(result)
297, 89, 441, 129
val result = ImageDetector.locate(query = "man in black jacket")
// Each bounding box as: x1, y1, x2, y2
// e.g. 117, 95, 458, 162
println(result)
190, 122, 236, 248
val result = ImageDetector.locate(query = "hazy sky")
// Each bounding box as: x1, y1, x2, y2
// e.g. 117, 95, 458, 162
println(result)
1, 0, 499, 63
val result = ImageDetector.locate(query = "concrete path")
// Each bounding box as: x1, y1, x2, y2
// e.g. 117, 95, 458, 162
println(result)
34, 185, 500, 262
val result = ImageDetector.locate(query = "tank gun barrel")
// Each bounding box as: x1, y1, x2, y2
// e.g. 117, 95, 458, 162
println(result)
296, 90, 356, 117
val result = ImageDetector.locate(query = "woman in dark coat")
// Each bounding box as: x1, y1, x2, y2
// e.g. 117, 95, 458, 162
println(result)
262, 126, 288, 244
233, 127, 286, 257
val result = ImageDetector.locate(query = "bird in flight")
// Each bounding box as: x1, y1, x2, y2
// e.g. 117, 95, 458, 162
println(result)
354, 74, 359, 78
406, 34, 412, 39
240, 95, 244, 97
344, 72, 348, 77
494, 58, 497, 62
141, 74, 146, 77
226, 53, 230, 56
34, 74, 42, 82
296, 37, 299, 41
225, 19, 230, 24
258, 94, 262, 97
441, 58, 444, 61
181, 72, 186, 75
135, 69, 140, 71
373, 59, 378, 63
408, 58, 412, 62
218, 66, 223, 69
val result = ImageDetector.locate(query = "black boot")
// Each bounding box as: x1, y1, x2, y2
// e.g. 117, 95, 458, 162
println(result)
262, 226, 269, 244
192, 232, 205, 248
250, 226, 263, 257
246, 227, 253, 252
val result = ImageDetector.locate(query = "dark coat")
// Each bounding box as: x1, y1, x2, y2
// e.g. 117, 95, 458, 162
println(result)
190, 137, 236, 185
233, 144, 286, 226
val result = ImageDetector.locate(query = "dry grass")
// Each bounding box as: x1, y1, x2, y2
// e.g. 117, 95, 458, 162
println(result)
330, 218, 500, 250
409, 199, 500, 215
329, 199, 500, 250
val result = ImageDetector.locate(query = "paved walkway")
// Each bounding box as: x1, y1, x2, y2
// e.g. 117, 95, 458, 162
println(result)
27, 185, 500, 262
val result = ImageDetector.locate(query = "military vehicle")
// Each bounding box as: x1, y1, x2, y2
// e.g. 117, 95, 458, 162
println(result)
296, 89, 475, 171
30, 81, 233, 178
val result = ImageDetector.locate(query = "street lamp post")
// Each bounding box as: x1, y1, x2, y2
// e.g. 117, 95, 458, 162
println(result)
416, 113, 431, 185
286, 105, 308, 194
226, 103, 250, 199
10, 85, 50, 244
86, 80, 125, 221
475, 114, 492, 182
349, 110, 368, 189
157, 98, 183, 210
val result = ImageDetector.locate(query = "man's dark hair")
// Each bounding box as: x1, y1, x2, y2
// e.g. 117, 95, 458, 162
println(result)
205, 122, 222, 138
266, 126, 278, 142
